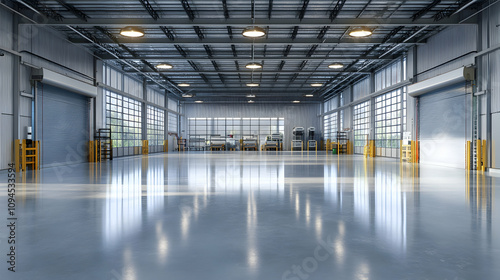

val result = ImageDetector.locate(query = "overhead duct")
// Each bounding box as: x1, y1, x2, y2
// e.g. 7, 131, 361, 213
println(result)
408, 66, 475, 97
31, 68, 97, 98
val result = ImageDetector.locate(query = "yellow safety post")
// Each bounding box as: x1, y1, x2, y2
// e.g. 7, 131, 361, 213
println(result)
142, 140, 149, 154
481, 140, 487, 172
466, 141, 471, 170
400, 140, 403, 163
89, 141, 93, 162
163, 140, 168, 152
14, 139, 20, 173
476, 139, 481, 171
34, 141, 39, 171
21, 140, 26, 171
370, 140, 376, 157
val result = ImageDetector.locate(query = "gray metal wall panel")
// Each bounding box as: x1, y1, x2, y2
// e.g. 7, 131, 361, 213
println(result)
0, 7, 13, 49
353, 77, 370, 102
0, 115, 14, 169
492, 113, 500, 168
0, 54, 14, 115
416, 26, 477, 81
19, 26, 94, 82
0, 8, 14, 169
491, 50, 500, 113
419, 83, 468, 169
185, 103, 320, 150
37, 84, 89, 167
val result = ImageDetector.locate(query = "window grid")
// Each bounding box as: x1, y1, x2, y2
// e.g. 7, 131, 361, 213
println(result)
188, 117, 284, 144
403, 87, 407, 132
375, 89, 402, 150
323, 112, 338, 140
147, 105, 165, 146
353, 101, 370, 148
168, 112, 178, 133
106, 90, 142, 148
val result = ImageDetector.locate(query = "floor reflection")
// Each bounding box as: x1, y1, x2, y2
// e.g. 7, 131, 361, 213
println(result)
5, 152, 500, 280
103, 160, 142, 250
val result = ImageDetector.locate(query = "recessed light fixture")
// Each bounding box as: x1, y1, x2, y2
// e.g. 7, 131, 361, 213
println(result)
246, 83, 259, 87
120, 26, 145, 37
242, 26, 266, 38
328, 63, 344, 69
305, 94, 314, 97
349, 27, 372, 38
248, 100, 255, 103
195, 100, 203, 103
292, 100, 301, 103
182, 93, 193, 98
178, 83, 190, 87
156, 63, 173, 69
245, 62, 263, 69
310, 83, 323, 87
246, 94, 256, 98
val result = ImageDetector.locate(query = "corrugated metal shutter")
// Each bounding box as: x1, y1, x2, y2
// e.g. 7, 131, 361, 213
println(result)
419, 82, 467, 168
37, 83, 89, 167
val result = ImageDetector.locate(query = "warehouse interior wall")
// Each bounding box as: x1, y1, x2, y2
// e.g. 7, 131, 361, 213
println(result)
0, 6, 95, 170
0, 7, 15, 170
479, 1, 500, 171
184, 103, 321, 151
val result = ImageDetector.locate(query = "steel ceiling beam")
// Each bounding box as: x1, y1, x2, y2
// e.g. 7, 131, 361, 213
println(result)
412, 0, 441, 21
24, 17, 475, 27
268, 0, 273, 19
131, 70, 371, 74
299, 0, 310, 20
160, 26, 175, 40
70, 37, 424, 45
138, 0, 159, 20
329, 0, 346, 21
97, 54, 396, 61
54, 0, 89, 22
181, 0, 195, 21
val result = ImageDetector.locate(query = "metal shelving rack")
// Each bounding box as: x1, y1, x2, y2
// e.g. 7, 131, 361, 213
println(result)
336, 131, 348, 154
95, 128, 113, 161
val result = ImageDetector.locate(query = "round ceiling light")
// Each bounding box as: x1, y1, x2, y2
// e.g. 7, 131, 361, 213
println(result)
120, 26, 145, 37
310, 83, 323, 87
246, 83, 259, 87
248, 100, 255, 103
182, 93, 193, 98
178, 83, 190, 87
245, 62, 263, 69
305, 94, 314, 97
194, 100, 203, 103
349, 27, 372, 38
292, 100, 301, 103
328, 63, 344, 69
156, 63, 173, 69
246, 94, 256, 98
242, 26, 266, 38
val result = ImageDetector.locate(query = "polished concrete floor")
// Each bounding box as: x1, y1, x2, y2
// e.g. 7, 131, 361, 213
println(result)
0, 152, 499, 280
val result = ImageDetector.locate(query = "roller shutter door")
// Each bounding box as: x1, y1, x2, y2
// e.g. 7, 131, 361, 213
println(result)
419, 82, 467, 169
37, 83, 89, 167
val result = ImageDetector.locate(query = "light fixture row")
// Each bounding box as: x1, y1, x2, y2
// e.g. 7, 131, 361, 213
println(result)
191, 99, 310, 103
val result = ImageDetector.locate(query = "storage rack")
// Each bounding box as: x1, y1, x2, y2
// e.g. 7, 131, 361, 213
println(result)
14, 139, 40, 172
90, 128, 113, 162
336, 132, 348, 154
189, 136, 206, 151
